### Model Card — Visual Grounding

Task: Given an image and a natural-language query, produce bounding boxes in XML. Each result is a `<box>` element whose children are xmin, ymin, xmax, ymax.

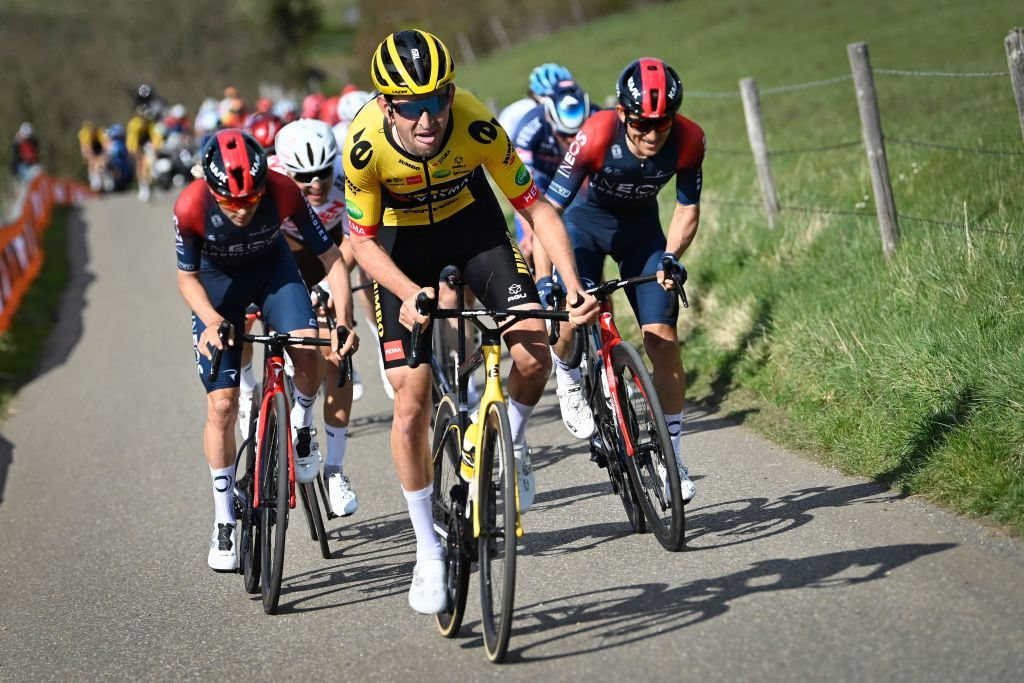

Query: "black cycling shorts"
<box><xmin>373</xmin><ymin>214</ymin><xmax>539</xmax><ymax>369</ymax></box>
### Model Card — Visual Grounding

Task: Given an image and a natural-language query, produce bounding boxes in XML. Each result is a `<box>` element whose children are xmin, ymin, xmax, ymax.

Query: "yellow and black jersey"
<box><xmin>342</xmin><ymin>88</ymin><xmax>540</xmax><ymax>237</ymax></box>
<box><xmin>126</xmin><ymin>115</ymin><xmax>163</xmax><ymax>154</ymax></box>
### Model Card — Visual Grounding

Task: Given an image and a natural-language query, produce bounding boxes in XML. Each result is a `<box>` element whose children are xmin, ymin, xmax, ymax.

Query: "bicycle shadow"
<box><xmin>274</xmin><ymin>511</ymin><xmax>418</xmax><ymax>614</ymax></box>
<box><xmin>486</xmin><ymin>541</ymin><xmax>955</xmax><ymax>663</ymax></box>
<box><xmin>685</xmin><ymin>482</ymin><xmax>903</xmax><ymax>551</ymax></box>
<box><xmin>0</xmin><ymin>433</ymin><xmax>10</xmax><ymax>507</ymax></box>
<box><xmin>347</xmin><ymin>409</ymin><xmax>394</xmax><ymax>440</ymax></box>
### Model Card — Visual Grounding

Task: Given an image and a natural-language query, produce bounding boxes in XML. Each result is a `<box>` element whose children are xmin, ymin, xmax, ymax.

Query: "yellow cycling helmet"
<box><xmin>371</xmin><ymin>29</ymin><xmax>455</xmax><ymax>96</ymax></box>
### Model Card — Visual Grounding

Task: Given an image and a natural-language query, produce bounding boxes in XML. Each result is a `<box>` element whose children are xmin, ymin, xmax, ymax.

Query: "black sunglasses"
<box><xmin>292</xmin><ymin>168</ymin><xmax>333</xmax><ymax>185</ymax></box>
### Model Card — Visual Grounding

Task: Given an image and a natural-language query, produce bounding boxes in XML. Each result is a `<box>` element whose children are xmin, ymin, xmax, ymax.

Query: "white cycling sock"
<box><xmin>403</xmin><ymin>484</ymin><xmax>443</xmax><ymax>562</ymax></box>
<box><xmin>323</xmin><ymin>425</ymin><xmax>348</xmax><ymax>476</ymax></box>
<box><xmin>507</xmin><ymin>397</ymin><xmax>534</xmax><ymax>448</ymax></box>
<box><xmin>239</xmin><ymin>361</ymin><xmax>257</xmax><ymax>395</ymax></box>
<box><xmin>291</xmin><ymin>386</ymin><xmax>316</xmax><ymax>431</ymax></box>
<box><xmin>553</xmin><ymin>349</ymin><xmax>582</xmax><ymax>387</ymax></box>
<box><xmin>210</xmin><ymin>465</ymin><xmax>236</xmax><ymax>525</ymax></box>
<box><xmin>665</xmin><ymin>411</ymin><xmax>685</xmax><ymax>469</ymax></box>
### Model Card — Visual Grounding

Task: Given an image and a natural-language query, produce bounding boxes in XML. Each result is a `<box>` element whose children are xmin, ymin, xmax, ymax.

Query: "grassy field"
<box><xmin>457</xmin><ymin>0</ymin><xmax>1024</xmax><ymax>531</ymax></box>
<box><xmin>0</xmin><ymin>206</ymin><xmax>71</xmax><ymax>417</ymax></box>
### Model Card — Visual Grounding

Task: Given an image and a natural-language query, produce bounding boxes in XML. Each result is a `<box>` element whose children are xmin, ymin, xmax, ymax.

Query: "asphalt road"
<box><xmin>1</xmin><ymin>193</ymin><xmax>1022</xmax><ymax>681</ymax></box>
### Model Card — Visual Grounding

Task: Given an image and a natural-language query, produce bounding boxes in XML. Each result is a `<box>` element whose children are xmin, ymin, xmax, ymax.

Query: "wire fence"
<box><xmin>695</xmin><ymin>35</ymin><xmax>1024</xmax><ymax>250</ymax></box>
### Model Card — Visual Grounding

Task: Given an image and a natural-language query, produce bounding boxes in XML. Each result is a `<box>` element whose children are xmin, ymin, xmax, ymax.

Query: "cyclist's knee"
<box><xmin>642</xmin><ymin>327</ymin><xmax>681</xmax><ymax>362</ymax></box>
<box><xmin>510</xmin><ymin>341</ymin><xmax>551</xmax><ymax>382</ymax></box>
<box><xmin>207</xmin><ymin>393</ymin><xmax>238</xmax><ymax>426</ymax></box>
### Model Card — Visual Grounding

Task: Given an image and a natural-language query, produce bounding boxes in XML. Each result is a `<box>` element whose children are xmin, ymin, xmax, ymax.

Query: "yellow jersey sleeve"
<box><xmin>460</xmin><ymin>93</ymin><xmax>540</xmax><ymax>211</ymax></box>
<box><xmin>342</xmin><ymin>118</ymin><xmax>384</xmax><ymax>238</ymax></box>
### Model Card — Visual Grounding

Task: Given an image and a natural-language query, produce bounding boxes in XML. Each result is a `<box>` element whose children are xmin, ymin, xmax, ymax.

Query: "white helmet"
<box><xmin>274</xmin><ymin>119</ymin><xmax>338</xmax><ymax>174</ymax></box>
<box><xmin>336</xmin><ymin>90</ymin><xmax>373</xmax><ymax>124</ymax></box>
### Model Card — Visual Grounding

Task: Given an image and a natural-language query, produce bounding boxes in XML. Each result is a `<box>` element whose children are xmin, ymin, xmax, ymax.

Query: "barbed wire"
<box><xmin>779</xmin><ymin>204</ymin><xmax>874</xmax><ymax>218</ymax></box>
<box><xmin>897</xmin><ymin>213</ymin><xmax>1022</xmax><ymax>237</ymax></box>
<box><xmin>886</xmin><ymin>138</ymin><xmax>1024</xmax><ymax>157</ymax></box>
<box><xmin>872</xmin><ymin>68</ymin><xmax>1009</xmax><ymax>78</ymax></box>
<box><xmin>761</xmin><ymin>74</ymin><xmax>853</xmax><ymax>94</ymax></box>
<box><xmin>769</xmin><ymin>140</ymin><xmax>863</xmax><ymax>156</ymax></box>
<box><xmin>710</xmin><ymin>147</ymin><xmax>753</xmax><ymax>156</ymax></box>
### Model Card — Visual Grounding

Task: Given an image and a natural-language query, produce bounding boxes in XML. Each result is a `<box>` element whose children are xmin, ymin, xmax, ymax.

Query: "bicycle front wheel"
<box><xmin>260</xmin><ymin>391</ymin><xmax>290</xmax><ymax>613</ymax></box>
<box><xmin>478</xmin><ymin>400</ymin><xmax>517</xmax><ymax>663</ymax></box>
<box><xmin>235</xmin><ymin>422</ymin><xmax>261</xmax><ymax>594</ymax></box>
<box><xmin>431</xmin><ymin>395</ymin><xmax>471</xmax><ymax>638</ymax></box>
<box><xmin>613</xmin><ymin>342</ymin><xmax>685</xmax><ymax>551</ymax></box>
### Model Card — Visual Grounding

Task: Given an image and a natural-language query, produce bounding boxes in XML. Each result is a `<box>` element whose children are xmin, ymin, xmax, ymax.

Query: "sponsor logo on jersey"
<box><xmin>397</xmin><ymin>157</ymin><xmax>419</xmax><ymax>170</ymax></box>
<box><xmin>406</xmin><ymin>174</ymin><xmax>423</xmax><ymax>185</ymax></box>
<box><xmin>611</xmin><ymin>144</ymin><xmax>623</xmax><ymax>159</ymax></box>
<box><xmin>383</xmin><ymin>339</ymin><xmax>405</xmax><ymax>360</ymax></box>
<box><xmin>211</xmin><ymin>214</ymin><xmax>223</xmax><ymax>227</ymax></box>
<box><xmin>347</xmin><ymin>201</ymin><xmax>364</xmax><ymax>220</ymax></box>
<box><xmin>432</xmin><ymin>169</ymin><xmax>451</xmax><ymax>179</ymax></box>
<box><xmin>515</xmin><ymin>164</ymin><xmax>530</xmax><ymax>186</ymax></box>
<box><xmin>547</xmin><ymin>182</ymin><xmax>571</xmax><ymax>199</ymax></box>
<box><xmin>556</xmin><ymin>133</ymin><xmax>587</xmax><ymax>178</ymax></box>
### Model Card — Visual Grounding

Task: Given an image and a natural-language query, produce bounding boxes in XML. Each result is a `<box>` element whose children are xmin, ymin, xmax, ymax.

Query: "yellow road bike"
<box><xmin>407</xmin><ymin>266</ymin><xmax>569</xmax><ymax>664</ymax></box>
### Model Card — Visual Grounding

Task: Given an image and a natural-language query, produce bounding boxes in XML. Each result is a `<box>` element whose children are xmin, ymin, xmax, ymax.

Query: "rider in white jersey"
<box><xmin>265</xmin><ymin>119</ymin><xmax>364</xmax><ymax>516</ymax></box>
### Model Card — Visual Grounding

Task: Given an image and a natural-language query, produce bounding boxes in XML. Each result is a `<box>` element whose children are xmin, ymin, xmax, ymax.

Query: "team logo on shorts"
<box><xmin>507</xmin><ymin>283</ymin><xmax>527</xmax><ymax>303</ymax></box>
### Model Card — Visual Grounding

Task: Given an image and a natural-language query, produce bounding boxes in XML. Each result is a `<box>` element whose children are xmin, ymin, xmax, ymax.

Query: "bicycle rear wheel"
<box><xmin>613</xmin><ymin>342</ymin><xmax>685</xmax><ymax>551</ymax></box>
<box><xmin>260</xmin><ymin>391</ymin><xmax>290</xmax><ymax>613</ymax></box>
<box><xmin>431</xmin><ymin>395</ymin><xmax>471</xmax><ymax>638</ymax></box>
<box><xmin>299</xmin><ymin>480</ymin><xmax>331</xmax><ymax>559</ymax></box>
<box><xmin>478</xmin><ymin>400</ymin><xmax>517</xmax><ymax>663</ymax></box>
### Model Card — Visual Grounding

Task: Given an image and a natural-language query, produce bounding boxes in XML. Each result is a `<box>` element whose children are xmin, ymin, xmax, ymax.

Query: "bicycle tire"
<box><xmin>582</xmin><ymin>335</ymin><xmax>647</xmax><ymax>535</ymax></box>
<box><xmin>236</xmin><ymin>415</ymin><xmax>261</xmax><ymax>594</ymax></box>
<box><xmin>613</xmin><ymin>342</ymin><xmax>685</xmax><ymax>551</ymax></box>
<box><xmin>478</xmin><ymin>400</ymin><xmax>517</xmax><ymax>663</ymax></box>
<box><xmin>260</xmin><ymin>391</ymin><xmax>290</xmax><ymax>613</ymax></box>
<box><xmin>299</xmin><ymin>480</ymin><xmax>331</xmax><ymax>559</ymax></box>
<box><xmin>431</xmin><ymin>395</ymin><xmax>471</xmax><ymax>638</ymax></box>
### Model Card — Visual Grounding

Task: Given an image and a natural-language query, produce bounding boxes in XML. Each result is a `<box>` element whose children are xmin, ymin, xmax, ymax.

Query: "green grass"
<box><xmin>455</xmin><ymin>0</ymin><xmax>1024</xmax><ymax>531</ymax></box>
<box><xmin>0</xmin><ymin>205</ymin><xmax>72</xmax><ymax>417</ymax></box>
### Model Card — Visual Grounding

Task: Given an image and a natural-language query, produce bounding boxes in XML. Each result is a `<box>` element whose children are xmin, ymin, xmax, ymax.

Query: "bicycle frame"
<box><xmin>252</xmin><ymin>344</ymin><xmax>295</xmax><ymax>510</ymax></box>
<box><xmin>591</xmin><ymin>304</ymin><xmax>642</xmax><ymax>458</ymax></box>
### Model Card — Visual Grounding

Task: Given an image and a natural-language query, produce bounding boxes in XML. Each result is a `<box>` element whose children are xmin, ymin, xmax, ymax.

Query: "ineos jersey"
<box><xmin>545</xmin><ymin>110</ymin><xmax>705</xmax><ymax>210</ymax></box>
<box><xmin>269</xmin><ymin>154</ymin><xmax>348</xmax><ymax>240</ymax></box>
<box><xmin>173</xmin><ymin>172</ymin><xmax>333</xmax><ymax>272</ymax></box>
<box><xmin>512</xmin><ymin>104</ymin><xmax>563</xmax><ymax>193</ymax></box>
<box><xmin>342</xmin><ymin>88</ymin><xmax>540</xmax><ymax>237</ymax></box>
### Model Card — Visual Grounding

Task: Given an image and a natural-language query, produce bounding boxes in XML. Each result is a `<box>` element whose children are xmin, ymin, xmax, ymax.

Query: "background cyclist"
<box><xmin>343</xmin><ymin>30</ymin><xmax>597</xmax><ymax>615</ymax></box>
<box><xmin>174</xmin><ymin>129</ymin><xmax>356</xmax><ymax>572</ymax></box>
<box><xmin>512</xmin><ymin>78</ymin><xmax>597</xmax><ymax>440</ymax></box>
<box><xmin>268</xmin><ymin>118</ymin><xmax>363</xmax><ymax>516</ymax></box>
<box><xmin>538</xmin><ymin>58</ymin><xmax>704</xmax><ymax>503</ymax></box>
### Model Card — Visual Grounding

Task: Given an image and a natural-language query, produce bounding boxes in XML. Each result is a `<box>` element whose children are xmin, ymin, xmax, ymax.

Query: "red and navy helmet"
<box><xmin>243</xmin><ymin>112</ymin><xmax>284</xmax><ymax>152</ymax></box>
<box><xmin>201</xmin><ymin>129</ymin><xmax>268</xmax><ymax>199</ymax></box>
<box><xmin>616</xmin><ymin>58</ymin><xmax>683</xmax><ymax>119</ymax></box>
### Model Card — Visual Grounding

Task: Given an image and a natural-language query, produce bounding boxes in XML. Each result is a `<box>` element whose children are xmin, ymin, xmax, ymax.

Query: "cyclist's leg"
<box><xmin>375</xmin><ymin>227</ymin><xmax>447</xmax><ymax>612</ymax></box>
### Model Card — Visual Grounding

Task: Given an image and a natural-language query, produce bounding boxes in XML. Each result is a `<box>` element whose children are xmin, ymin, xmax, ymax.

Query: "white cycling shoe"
<box><xmin>207</xmin><ymin>522</ymin><xmax>238</xmax><ymax>572</ymax></box>
<box><xmin>327</xmin><ymin>473</ymin><xmax>359</xmax><ymax>516</ymax></box>
<box><xmin>660</xmin><ymin>462</ymin><xmax>697</xmax><ymax>504</ymax></box>
<box><xmin>408</xmin><ymin>558</ymin><xmax>447</xmax><ymax>614</ymax></box>
<box><xmin>514</xmin><ymin>442</ymin><xmax>536</xmax><ymax>514</ymax></box>
<box><xmin>292</xmin><ymin>426</ymin><xmax>321</xmax><ymax>484</ymax></box>
<box><xmin>556</xmin><ymin>381</ymin><xmax>595</xmax><ymax>439</ymax></box>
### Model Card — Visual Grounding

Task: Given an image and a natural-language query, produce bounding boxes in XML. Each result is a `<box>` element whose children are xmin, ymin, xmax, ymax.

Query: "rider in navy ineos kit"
<box><xmin>174</xmin><ymin>128</ymin><xmax>356</xmax><ymax>572</ymax></box>
<box><xmin>536</xmin><ymin>58</ymin><xmax>704</xmax><ymax>503</ymax></box>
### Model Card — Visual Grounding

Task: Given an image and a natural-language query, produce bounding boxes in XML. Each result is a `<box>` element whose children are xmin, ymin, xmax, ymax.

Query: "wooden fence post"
<box><xmin>490</xmin><ymin>17</ymin><xmax>512</xmax><ymax>50</ymax></box>
<box><xmin>456</xmin><ymin>32</ymin><xmax>477</xmax><ymax>64</ymax></box>
<box><xmin>848</xmin><ymin>42</ymin><xmax>900</xmax><ymax>259</ymax></box>
<box><xmin>570</xmin><ymin>0</ymin><xmax>586</xmax><ymax>24</ymax></box>
<box><xmin>739</xmin><ymin>77</ymin><xmax>780</xmax><ymax>228</ymax></box>
<box><xmin>1005</xmin><ymin>28</ymin><xmax>1024</xmax><ymax>145</ymax></box>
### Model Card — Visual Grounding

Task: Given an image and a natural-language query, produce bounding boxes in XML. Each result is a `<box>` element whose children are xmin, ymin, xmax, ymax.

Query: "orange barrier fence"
<box><xmin>0</xmin><ymin>174</ymin><xmax>92</xmax><ymax>333</ymax></box>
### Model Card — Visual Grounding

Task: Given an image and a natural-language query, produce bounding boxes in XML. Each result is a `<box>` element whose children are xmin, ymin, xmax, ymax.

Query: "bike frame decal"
<box><xmin>599</xmin><ymin>308</ymin><xmax>636</xmax><ymax>457</ymax></box>
<box><xmin>253</xmin><ymin>356</ymin><xmax>296</xmax><ymax>509</ymax></box>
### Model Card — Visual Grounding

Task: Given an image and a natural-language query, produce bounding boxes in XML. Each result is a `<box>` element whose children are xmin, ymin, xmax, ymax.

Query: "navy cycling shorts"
<box><xmin>190</xmin><ymin>239</ymin><xmax>317</xmax><ymax>393</ymax></box>
<box><xmin>560</xmin><ymin>202</ymin><xmax>677</xmax><ymax>327</ymax></box>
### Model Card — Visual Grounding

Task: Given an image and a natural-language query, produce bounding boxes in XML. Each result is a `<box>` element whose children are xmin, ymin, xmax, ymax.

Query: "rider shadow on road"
<box><xmin>502</xmin><ymin>541</ymin><xmax>955</xmax><ymax>663</ymax></box>
<box><xmin>0</xmin><ymin>433</ymin><xmax>11</xmax><ymax>507</ymax></box>
<box><xmin>685</xmin><ymin>482</ymin><xmax>903</xmax><ymax>551</ymax></box>
<box><xmin>273</xmin><ymin>511</ymin><xmax>419</xmax><ymax>614</ymax></box>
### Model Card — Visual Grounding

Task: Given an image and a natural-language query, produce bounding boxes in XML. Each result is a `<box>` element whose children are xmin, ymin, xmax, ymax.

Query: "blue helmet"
<box><xmin>529</xmin><ymin>63</ymin><xmax>573</xmax><ymax>97</ymax></box>
<box><xmin>542</xmin><ymin>80</ymin><xmax>590</xmax><ymax>135</ymax></box>
<box><xmin>106</xmin><ymin>124</ymin><xmax>126</xmax><ymax>139</ymax></box>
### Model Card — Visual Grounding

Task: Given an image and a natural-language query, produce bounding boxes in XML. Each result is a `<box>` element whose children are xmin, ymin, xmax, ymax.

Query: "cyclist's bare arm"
<box><xmin>177</xmin><ymin>269</ymin><xmax>229</xmax><ymax>357</ymax></box>
<box><xmin>660</xmin><ymin>203</ymin><xmax>700</xmax><ymax>290</ymax></box>
<box><xmin>516</xmin><ymin>199</ymin><xmax>597</xmax><ymax>323</ymax></box>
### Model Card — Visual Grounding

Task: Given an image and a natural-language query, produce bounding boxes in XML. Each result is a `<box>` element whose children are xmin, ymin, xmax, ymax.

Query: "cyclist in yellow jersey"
<box><xmin>127</xmin><ymin>100</ymin><xmax>164</xmax><ymax>201</ymax></box>
<box><xmin>77</xmin><ymin>120</ymin><xmax>106</xmax><ymax>192</ymax></box>
<box><xmin>344</xmin><ymin>29</ymin><xmax>598</xmax><ymax>615</ymax></box>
